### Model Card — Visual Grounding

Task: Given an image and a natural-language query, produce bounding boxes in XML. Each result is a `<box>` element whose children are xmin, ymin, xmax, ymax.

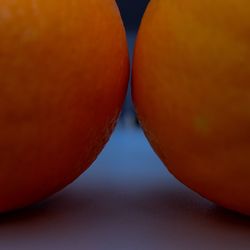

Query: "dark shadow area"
<box><xmin>0</xmin><ymin>171</ymin><xmax>250</xmax><ymax>249</ymax></box>
<box><xmin>0</xmin><ymin>199</ymin><xmax>55</xmax><ymax>224</ymax></box>
<box><xmin>0</xmin><ymin>183</ymin><xmax>140</xmax><ymax>250</ymax></box>
<box><xmin>0</xmin><ymin>188</ymin><xmax>101</xmax><ymax>229</ymax></box>
<box><xmin>130</xmin><ymin>185</ymin><xmax>250</xmax><ymax>249</ymax></box>
<box><xmin>134</xmin><ymin>184</ymin><xmax>250</xmax><ymax>224</ymax></box>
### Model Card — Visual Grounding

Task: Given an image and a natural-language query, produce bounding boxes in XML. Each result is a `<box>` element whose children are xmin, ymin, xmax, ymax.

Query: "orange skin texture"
<box><xmin>133</xmin><ymin>0</ymin><xmax>250</xmax><ymax>215</ymax></box>
<box><xmin>0</xmin><ymin>0</ymin><xmax>129</xmax><ymax>212</ymax></box>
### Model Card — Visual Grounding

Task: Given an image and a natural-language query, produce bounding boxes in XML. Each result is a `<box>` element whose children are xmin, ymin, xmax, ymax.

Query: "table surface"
<box><xmin>0</xmin><ymin>128</ymin><xmax>250</xmax><ymax>250</ymax></box>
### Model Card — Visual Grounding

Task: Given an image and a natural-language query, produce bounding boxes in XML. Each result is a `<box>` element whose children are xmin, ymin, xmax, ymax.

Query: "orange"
<box><xmin>0</xmin><ymin>0</ymin><xmax>129</xmax><ymax>212</ymax></box>
<box><xmin>133</xmin><ymin>0</ymin><xmax>250</xmax><ymax>215</ymax></box>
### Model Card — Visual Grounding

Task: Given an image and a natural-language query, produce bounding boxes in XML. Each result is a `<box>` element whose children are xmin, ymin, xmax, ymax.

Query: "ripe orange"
<box><xmin>133</xmin><ymin>0</ymin><xmax>250</xmax><ymax>215</ymax></box>
<box><xmin>0</xmin><ymin>0</ymin><xmax>129</xmax><ymax>212</ymax></box>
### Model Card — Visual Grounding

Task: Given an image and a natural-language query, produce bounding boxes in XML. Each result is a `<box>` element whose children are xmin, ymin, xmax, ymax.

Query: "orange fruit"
<box><xmin>133</xmin><ymin>0</ymin><xmax>250</xmax><ymax>215</ymax></box>
<box><xmin>0</xmin><ymin>0</ymin><xmax>129</xmax><ymax>212</ymax></box>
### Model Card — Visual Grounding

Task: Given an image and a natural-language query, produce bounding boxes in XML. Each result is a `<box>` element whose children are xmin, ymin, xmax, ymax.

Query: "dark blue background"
<box><xmin>116</xmin><ymin>0</ymin><xmax>150</xmax><ymax>31</ymax></box>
